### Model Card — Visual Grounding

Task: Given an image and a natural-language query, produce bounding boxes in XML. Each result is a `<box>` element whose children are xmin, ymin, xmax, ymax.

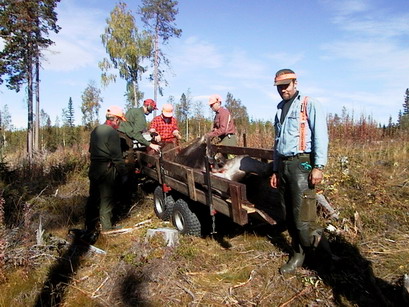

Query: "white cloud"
<box><xmin>41</xmin><ymin>1</ymin><xmax>108</xmax><ymax>72</ymax></box>
<box><xmin>172</xmin><ymin>36</ymin><xmax>224</xmax><ymax>70</ymax></box>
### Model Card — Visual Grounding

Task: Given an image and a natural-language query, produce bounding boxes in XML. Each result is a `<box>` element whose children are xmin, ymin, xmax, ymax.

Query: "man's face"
<box><xmin>277</xmin><ymin>80</ymin><xmax>297</xmax><ymax>101</ymax></box>
<box><xmin>210</xmin><ymin>102</ymin><xmax>220</xmax><ymax>111</ymax></box>
<box><xmin>144</xmin><ymin>106</ymin><xmax>153</xmax><ymax>115</ymax></box>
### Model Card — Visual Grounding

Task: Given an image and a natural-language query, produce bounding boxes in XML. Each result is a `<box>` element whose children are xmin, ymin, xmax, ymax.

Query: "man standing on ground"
<box><xmin>206</xmin><ymin>94</ymin><xmax>237</xmax><ymax>147</ymax></box>
<box><xmin>270</xmin><ymin>69</ymin><xmax>335</xmax><ymax>274</ymax></box>
<box><xmin>84</xmin><ymin>106</ymin><xmax>128</xmax><ymax>243</ymax></box>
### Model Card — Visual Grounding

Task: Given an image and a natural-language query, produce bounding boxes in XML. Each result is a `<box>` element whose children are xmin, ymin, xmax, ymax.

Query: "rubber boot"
<box><xmin>280</xmin><ymin>245</ymin><xmax>305</xmax><ymax>275</ymax></box>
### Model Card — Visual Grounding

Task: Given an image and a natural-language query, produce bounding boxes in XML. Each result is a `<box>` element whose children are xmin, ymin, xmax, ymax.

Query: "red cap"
<box><xmin>143</xmin><ymin>99</ymin><xmax>158</xmax><ymax>110</ymax></box>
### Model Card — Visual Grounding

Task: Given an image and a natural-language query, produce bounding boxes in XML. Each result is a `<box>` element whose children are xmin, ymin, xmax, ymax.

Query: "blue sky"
<box><xmin>1</xmin><ymin>0</ymin><xmax>409</xmax><ymax>129</ymax></box>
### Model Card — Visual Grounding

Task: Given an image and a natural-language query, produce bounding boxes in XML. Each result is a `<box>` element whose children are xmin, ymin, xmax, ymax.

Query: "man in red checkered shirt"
<box><xmin>149</xmin><ymin>103</ymin><xmax>182</xmax><ymax>159</ymax></box>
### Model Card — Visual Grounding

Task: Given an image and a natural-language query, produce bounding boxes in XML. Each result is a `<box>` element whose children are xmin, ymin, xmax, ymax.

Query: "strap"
<box><xmin>299</xmin><ymin>96</ymin><xmax>308</xmax><ymax>151</ymax></box>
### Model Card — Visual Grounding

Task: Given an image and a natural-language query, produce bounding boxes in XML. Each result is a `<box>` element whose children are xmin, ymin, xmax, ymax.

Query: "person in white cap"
<box><xmin>206</xmin><ymin>94</ymin><xmax>237</xmax><ymax>147</ymax></box>
<box><xmin>83</xmin><ymin>105</ymin><xmax>128</xmax><ymax>243</ymax></box>
<box><xmin>149</xmin><ymin>103</ymin><xmax>182</xmax><ymax>159</ymax></box>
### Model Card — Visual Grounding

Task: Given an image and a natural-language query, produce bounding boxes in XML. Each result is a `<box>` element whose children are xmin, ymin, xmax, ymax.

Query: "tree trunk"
<box><xmin>153</xmin><ymin>28</ymin><xmax>159</xmax><ymax>117</ymax></box>
<box><xmin>27</xmin><ymin>55</ymin><xmax>34</xmax><ymax>164</ymax></box>
<box><xmin>133</xmin><ymin>80</ymin><xmax>138</xmax><ymax>107</ymax></box>
<box><xmin>34</xmin><ymin>53</ymin><xmax>40</xmax><ymax>152</ymax></box>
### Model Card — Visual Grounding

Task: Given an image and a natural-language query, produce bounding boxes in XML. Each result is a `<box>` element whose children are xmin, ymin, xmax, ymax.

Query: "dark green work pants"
<box><xmin>85</xmin><ymin>162</ymin><xmax>117</xmax><ymax>231</ymax></box>
<box><xmin>278</xmin><ymin>154</ymin><xmax>322</xmax><ymax>251</ymax></box>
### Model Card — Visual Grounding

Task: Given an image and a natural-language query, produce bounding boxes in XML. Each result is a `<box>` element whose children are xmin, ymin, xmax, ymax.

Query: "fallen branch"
<box><xmin>228</xmin><ymin>270</ymin><xmax>256</xmax><ymax>295</ymax></box>
<box><xmin>176</xmin><ymin>282</ymin><xmax>196</xmax><ymax>301</ymax></box>
<box><xmin>101</xmin><ymin>219</ymin><xmax>152</xmax><ymax>235</ymax></box>
<box><xmin>278</xmin><ymin>286</ymin><xmax>311</xmax><ymax>307</ymax></box>
<box><xmin>91</xmin><ymin>274</ymin><xmax>110</xmax><ymax>298</ymax></box>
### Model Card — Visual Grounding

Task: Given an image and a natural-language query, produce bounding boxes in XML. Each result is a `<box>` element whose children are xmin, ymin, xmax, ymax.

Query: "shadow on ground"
<box><xmin>305</xmin><ymin>234</ymin><xmax>409</xmax><ymax>307</ymax></box>
<box><xmin>34</xmin><ymin>234</ymin><xmax>90</xmax><ymax>307</ymax></box>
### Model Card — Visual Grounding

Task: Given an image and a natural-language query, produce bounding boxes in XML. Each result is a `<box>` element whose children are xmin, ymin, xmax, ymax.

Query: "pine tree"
<box><xmin>139</xmin><ymin>0</ymin><xmax>182</xmax><ymax>111</ymax></box>
<box><xmin>0</xmin><ymin>0</ymin><xmax>61</xmax><ymax>160</ymax></box>
<box><xmin>67</xmin><ymin>97</ymin><xmax>75</xmax><ymax>128</ymax></box>
<box><xmin>399</xmin><ymin>88</ymin><xmax>409</xmax><ymax>129</ymax></box>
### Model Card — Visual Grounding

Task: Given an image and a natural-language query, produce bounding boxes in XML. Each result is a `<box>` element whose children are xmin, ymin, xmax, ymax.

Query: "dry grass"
<box><xmin>0</xmin><ymin>136</ymin><xmax>409</xmax><ymax>306</ymax></box>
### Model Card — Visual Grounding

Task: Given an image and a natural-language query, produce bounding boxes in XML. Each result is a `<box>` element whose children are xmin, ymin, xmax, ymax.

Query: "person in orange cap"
<box><xmin>270</xmin><ymin>68</ymin><xmax>337</xmax><ymax>275</ymax></box>
<box><xmin>82</xmin><ymin>105</ymin><xmax>128</xmax><ymax>243</ymax></box>
<box><xmin>206</xmin><ymin>94</ymin><xmax>237</xmax><ymax>147</ymax></box>
<box><xmin>149</xmin><ymin>103</ymin><xmax>182</xmax><ymax>159</ymax></box>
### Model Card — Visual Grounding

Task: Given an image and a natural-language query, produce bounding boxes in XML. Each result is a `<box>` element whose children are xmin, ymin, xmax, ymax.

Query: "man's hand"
<box><xmin>149</xmin><ymin>143</ymin><xmax>161</xmax><ymax>152</ymax></box>
<box><xmin>270</xmin><ymin>173</ymin><xmax>279</xmax><ymax>188</ymax></box>
<box><xmin>154</xmin><ymin>134</ymin><xmax>161</xmax><ymax>142</ymax></box>
<box><xmin>309</xmin><ymin>168</ymin><xmax>324</xmax><ymax>185</ymax></box>
<box><xmin>173</xmin><ymin>130</ymin><xmax>182</xmax><ymax>140</ymax></box>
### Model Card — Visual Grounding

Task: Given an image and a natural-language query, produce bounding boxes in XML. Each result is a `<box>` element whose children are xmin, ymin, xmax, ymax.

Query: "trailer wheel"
<box><xmin>172</xmin><ymin>199</ymin><xmax>201</xmax><ymax>236</ymax></box>
<box><xmin>153</xmin><ymin>186</ymin><xmax>175</xmax><ymax>221</ymax></box>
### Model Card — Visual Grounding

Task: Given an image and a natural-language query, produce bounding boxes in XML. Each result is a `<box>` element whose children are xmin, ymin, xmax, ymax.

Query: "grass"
<box><xmin>0</xmin><ymin>135</ymin><xmax>409</xmax><ymax>306</ymax></box>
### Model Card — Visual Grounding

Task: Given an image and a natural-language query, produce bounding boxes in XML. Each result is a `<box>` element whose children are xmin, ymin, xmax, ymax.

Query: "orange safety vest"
<box><xmin>299</xmin><ymin>96</ymin><xmax>309</xmax><ymax>152</ymax></box>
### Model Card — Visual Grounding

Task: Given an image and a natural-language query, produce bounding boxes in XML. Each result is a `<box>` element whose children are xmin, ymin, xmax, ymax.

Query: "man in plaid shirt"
<box><xmin>149</xmin><ymin>103</ymin><xmax>182</xmax><ymax>159</ymax></box>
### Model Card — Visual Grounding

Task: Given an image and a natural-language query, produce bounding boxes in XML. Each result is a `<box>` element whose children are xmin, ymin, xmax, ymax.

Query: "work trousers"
<box><xmin>219</xmin><ymin>134</ymin><xmax>237</xmax><ymax>147</ymax></box>
<box><xmin>85</xmin><ymin>162</ymin><xmax>117</xmax><ymax>231</ymax></box>
<box><xmin>278</xmin><ymin>154</ymin><xmax>322</xmax><ymax>251</ymax></box>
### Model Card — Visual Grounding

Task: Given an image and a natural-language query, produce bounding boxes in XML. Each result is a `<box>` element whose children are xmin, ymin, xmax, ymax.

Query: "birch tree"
<box><xmin>99</xmin><ymin>2</ymin><xmax>152</xmax><ymax>108</ymax></box>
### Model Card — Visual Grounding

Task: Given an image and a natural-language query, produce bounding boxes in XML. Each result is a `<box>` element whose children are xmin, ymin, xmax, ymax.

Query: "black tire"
<box><xmin>171</xmin><ymin>199</ymin><xmax>201</xmax><ymax>236</ymax></box>
<box><xmin>153</xmin><ymin>186</ymin><xmax>175</xmax><ymax>221</ymax></box>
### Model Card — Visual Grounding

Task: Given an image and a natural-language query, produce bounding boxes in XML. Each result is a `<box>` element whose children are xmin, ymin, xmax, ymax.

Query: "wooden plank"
<box><xmin>164</xmin><ymin>176</ymin><xmax>231</xmax><ymax>216</ymax></box>
<box><xmin>212</xmin><ymin>145</ymin><xmax>273</xmax><ymax>160</ymax></box>
<box><xmin>186</xmin><ymin>169</ymin><xmax>197</xmax><ymax>201</ymax></box>
<box><xmin>229</xmin><ymin>183</ymin><xmax>248</xmax><ymax>225</ymax></box>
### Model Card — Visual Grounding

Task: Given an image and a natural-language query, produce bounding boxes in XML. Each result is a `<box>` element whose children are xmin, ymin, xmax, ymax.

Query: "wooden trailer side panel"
<box><xmin>138</xmin><ymin>152</ymin><xmax>250</xmax><ymax>225</ymax></box>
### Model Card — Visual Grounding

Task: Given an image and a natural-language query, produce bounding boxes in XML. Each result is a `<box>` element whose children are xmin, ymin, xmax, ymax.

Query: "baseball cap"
<box><xmin>106</xmin><ymin>105</ymin><xmax>126</xmax><ymax>121</ymax></box>
<box><xmin>143</xmin><ymin>99</ymin><xmax>158</xmax><ymax>110</ymax></box>
<box><xmin>162</xmin><ymin>103</ymin><xmax>174</xmax><ymax>117</ymax></box>
<box><xmin>274</xmin><ymin>69</ymin><xmax>297</xmax><ymax>86</ymax></box>
<box><xmin>208</xmin><ymin>94</ymin><xmax>222</xmax><ymax>105</ymax></box>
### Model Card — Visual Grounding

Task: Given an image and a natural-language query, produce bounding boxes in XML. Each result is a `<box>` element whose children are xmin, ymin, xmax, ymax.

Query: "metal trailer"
<box><xmin>135</xmin><ymin>144</ymin><xmax>279</xmax><ymax>236</ymax></box>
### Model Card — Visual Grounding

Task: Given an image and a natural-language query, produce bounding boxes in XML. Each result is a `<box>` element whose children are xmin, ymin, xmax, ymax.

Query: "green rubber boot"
<box><xmin>280</xmin><ymin>246</ymin><xmax>305</xmax><ymax>275</ymax></box>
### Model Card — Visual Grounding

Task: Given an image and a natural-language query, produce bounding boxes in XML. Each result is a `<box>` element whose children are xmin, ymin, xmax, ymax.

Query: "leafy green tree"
<box><xmin>0</xmin><ymin>0</ymin><xmax>61</xmax><ymax>159</ymax></box>
<box><xmin>225</xmin><ymin>92</ymin><xmax>249</xmax><ymax>136</ymax></box>
<box><xmin>100</xmin><ymin>2</ymin><xmax>152</xmax><ymax>108</ymax></box>
<box><xmin>81</xmin><ymin>81</ymin><xmax>102</xmax><ymax>130</ymax></box>
<box><xmin>139</xmin><ymin>0</ymin><xmax>182</xmax><ymax>107</ymax></box>
<box><xmin>0</xmin><ymin>104</ymin><xmax>12</xmax><ymax>138</ymax></box>
<box><xmin>191</xmin><ymin>100</ymin><xmax>207</xmax><ymax>138</ymax></box>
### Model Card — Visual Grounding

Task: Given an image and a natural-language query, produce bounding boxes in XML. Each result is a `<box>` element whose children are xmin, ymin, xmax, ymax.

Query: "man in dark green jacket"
<box><xmin>84</xmin><ymin>105</ymin><xmax>128</xmax><ymax>242</ymax></box>
<box><xmin>118</xmin><ymin>98</ymin><xmax>161</xmax><ymax>154</ymax></box>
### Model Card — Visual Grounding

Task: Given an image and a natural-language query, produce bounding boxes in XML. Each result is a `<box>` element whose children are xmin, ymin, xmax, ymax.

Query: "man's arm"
<box><xmin>108</xmin><ymin>130</ymin><xmax>127</xmax><ymax>176</ymax></box>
